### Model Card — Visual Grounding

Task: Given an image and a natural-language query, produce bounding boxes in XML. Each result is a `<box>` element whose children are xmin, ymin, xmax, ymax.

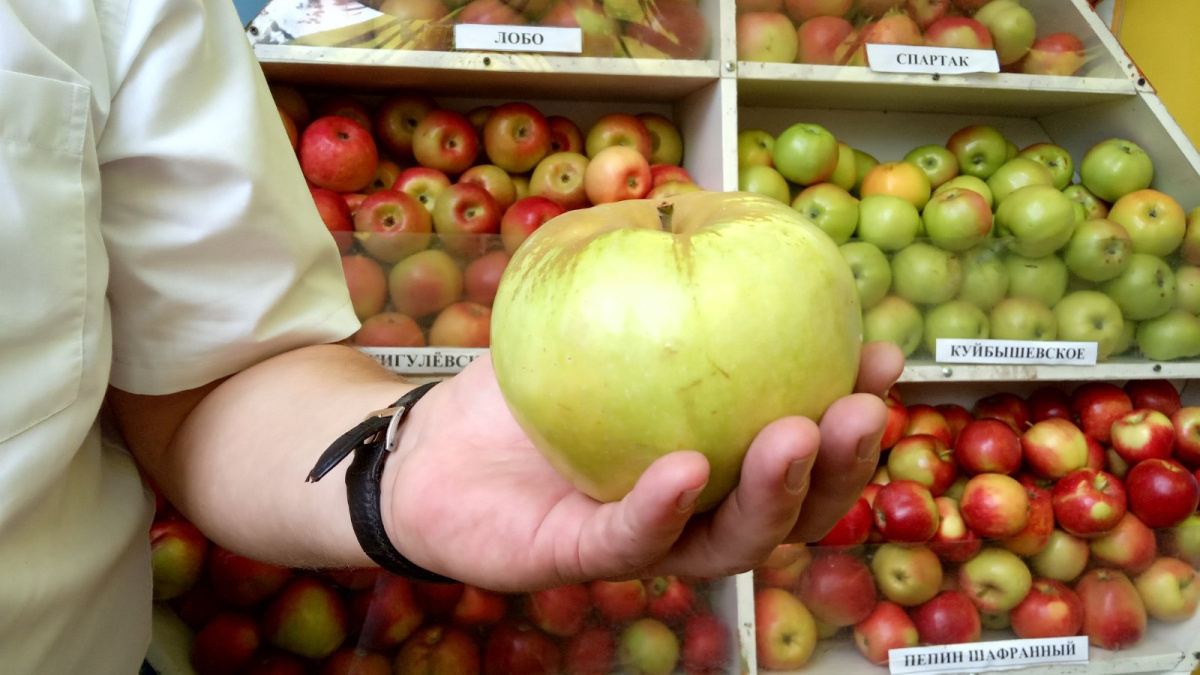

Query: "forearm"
<box><xmin>112</xmin><ymin>344</ymin><xmax>416</xmax><ymax>568</ymax></box>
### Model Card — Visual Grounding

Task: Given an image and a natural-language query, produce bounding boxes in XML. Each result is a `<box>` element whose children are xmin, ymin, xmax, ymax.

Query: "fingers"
<box><xmin>570</xmin><ymin>450</ymin><xmax>711</xmax><ymax>581</ymax></box>
<box><xmin>856</xmin><ymin>340</ymin><xmax>905</xmax><ymax>397</ymax></box>
<box><xmin>788</xmin><ymin>392</ymin><xmax>889</xmax><ymax>542</ymax></box>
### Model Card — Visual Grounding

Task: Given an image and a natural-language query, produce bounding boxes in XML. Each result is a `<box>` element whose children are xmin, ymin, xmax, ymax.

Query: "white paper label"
<box><xmin>889</xmin><ymin>636</ymin><xmax>1088</xmax><ymax>674</ymax></box>
<box><xmin>866</xmin><ymin>44</ymin><xmax>1000</xmax><ymax>74</ymax></box>
<box><xmin>358</xmin><ymin>347</ymin><xmax>485</xmax><ymax>374</ymax></box>
<box><xmin>454</xmin><ymin>24</ymin><xmax>582</xmax><ymax>53</ymax></box>
<box><xmin>935</xmin><ymin>339</ymin><xmax>1099</xmax><ymax>366</ymax></box>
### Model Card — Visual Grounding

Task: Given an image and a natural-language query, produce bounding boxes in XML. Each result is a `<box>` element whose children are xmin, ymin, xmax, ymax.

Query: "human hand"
<box><xmin>383</xmin><ymin>341</ymin><xmax>904</xmax><ymax>591</ymax></box>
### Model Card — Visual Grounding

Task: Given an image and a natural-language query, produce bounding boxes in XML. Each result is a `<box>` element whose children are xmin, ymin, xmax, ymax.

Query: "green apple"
<box><xmin>994</xmin><ymin>184</ymin><xmax>1076</xmax><ymax>258</ymax></box>
<box><xmin>974</xmin><ymin>0</ymin><xmax>1036</xmax><ymax>65</ymax></box>
<box><xmin>1182</xmin><ymin>206</ymin><xmax>1200</xmax><ymax>265</ymax></box>
<box><xmin>491</xmin><ymin>191</ymin><xmax>863</xmax><ymax>511</ymax></box>
<box><xmin>1080</xmin><ymin>138</ymin><xmax>1154</xmax><ymax>203</ymax></box>
<box><xmin>1062</xmin><ymin>218</ymin><xmax>1133</xmax><ymax>282</ymax></box>
<box><xmin>792</xmin><ymin>183</ymin><xmax>859</xmax><ymax>244</ymax></box>
<box><xmin>946</xmin><ymin>125</ymin><xmax>1008</xmax><ymax>180</ymax></box>
<box><xmin>864</xmin><ymin>295</ymin><xmax>924</xmax><ymax>357</ymax></box>
<box><xmin>1100</xmin><ymin>253</ymin><xmax>1177</xmax><ymax>321</ymax></box>
<box><xmin>924</xmin><ymin>300</ymin><xmax>989</xmax><ymax>355</ymax></box>
<box><xmin>957</xmin><ymin>244</ymin><xmax>1010</xmax><ymax>311</ymax></box>
<box><xmin>1053</xmin><ymin>290</ymin><xmax>1126</xmax><ymax>359</ymax></box>
<box><xmin>1005</xmin><ymin>253</ymin><xmax>1068</xmax><ymax>307</ymax></box>
<box><xmin>738</xmin><ymin>129</ymin><xmax>775</xmax><ymax>169</ymax></box>
<box><xmin>1063</xmin><ymin>184</ymin><xmax>1110</xmax><ymax>220</ymax></box>
<box><xmin>852</xmin><ymin>149</ymin><xmax>880</xmax><ymax>197</ymax></box>
<box><xmin>1136</xmin><ymin>309</ymin><xmax>1200</xmax><ymax>360</ymax></box>
<box><xmin>892</xmin><ymin>242</ymin><xmax>963</xmax><ymax>305</ymax></box>
<box><xmin>773</xmin><ymin>123</ymin><xmax>839</xmax><ymax>186</ymax></box>
<box><xmin>1019</xmin><ymin>143</ymin><xmax>1075</xmax><ymax>191</ymax></box>
<box><xmin>935</xmin><ymin>175</ymin><xmax>994</xmax><ymax>209</ymax></box>
<box><xmin>1107</xmin><ymin>188</ymin><xmax>1186</xmax><ymax>257</ymax></box>
<box><xmin>829</xmin><ymin>142</ymin><xmax>858</xmax><ymax>191</ymax></box>
<box><xmin>857</xmin><ymin>194</ymin><xmax>921</xmax><ymax>251</ymax></box>
<box><xmin>904</xmin><ymin>144</ymin><xmax>960</xmax><ymax>189</ymax></box>
<box><xmin>739</xmin><ymin>165</ymin><xmax>791</xmax><ymax>204</ymax></box>
<box><xmin>990</xmin><ymin>297</ymin><xmax>1057</xmax><ymax>341</ymax></box>
<box><xmin>923</xmin><ymin>187</ymin><xmax>994</xmax><ymax>251</ymax></box>
<box><xmin>1175</xmin><ymin>265</ymin><xmax>1200</xmax><ymax>314</ymax></box>
<box><xmin>840</xmin><ymin>241</ymin><xmax>892</xmax><ymax>310</ymax></box>
<box><xmin>987</xmin><ymin>157</ymin><xmax>1055</xmax><ymax>205</ymax></box>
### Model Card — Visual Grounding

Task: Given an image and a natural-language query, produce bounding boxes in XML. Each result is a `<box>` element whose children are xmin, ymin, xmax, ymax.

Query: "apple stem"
<box><xmin>657</xmin><ymin>203</ymin><xmax>673</xmax><ymax>232</ymax></box>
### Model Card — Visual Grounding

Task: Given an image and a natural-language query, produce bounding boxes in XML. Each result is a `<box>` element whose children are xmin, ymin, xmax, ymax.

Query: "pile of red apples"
<box><xmin>739</xmin><ymin>118</ymin><xmax>1200</xmax><ymax>363</ymax></box>
<box><xmin>272</xmin><ymin>86</ymin><xmax>696</xmax><ymax>351</ymax></box>
<box><xmin>151</xmin><ymin>489</ymin><xmax>731</xmax><ymax>674</ymax></box>
<box><xmin>753</xmin><ymin>379</ymin><xmax>1200</xmax><ymax>670</ymax></box>
<box><xmin>736</xmin><ymin>0</ymin><xmax>1087</xmax><ymax>76</ymax></box>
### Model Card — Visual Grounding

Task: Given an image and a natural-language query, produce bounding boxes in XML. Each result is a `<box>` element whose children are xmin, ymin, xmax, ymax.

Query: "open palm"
<box><xmin>386</xmin><ymin>342</ymin><xmax>903</xmax><ymax>591</ymax></box>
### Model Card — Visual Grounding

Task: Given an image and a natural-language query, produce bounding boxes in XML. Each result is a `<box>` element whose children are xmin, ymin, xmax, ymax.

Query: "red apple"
<box><xmin>524</xmin><ymin>584</ymin><xmax>591</xmax><ymax>637</ymax></box>
<box><xmin>1076</xmin><ymin>569</ymin><xmax>1147</xmax><ymax>650</ymax></box>
<box><xmin>1111</xmin><ymin>408</ymin><xmax>1176</xmax><ymax>464</ymax></box>
<box><xmin>352</xmin><ymin>574</ymin><xmax>424</xmax><ymax>651</ymax></box>
<box><xmin>815</xmin><ymin>496</ymin><xmax>873</xmax><ymax>547</ymax></box>
<box><xmin>483</xmin><ymin>620</ymin><xmax>562</xmax><ymax>675</ymax></box>
<box><xmin>414</xmin><ymin>582</ymin><xmax>466</xmax><ymax>618</ymax></box>
<box><xmin>1090</xmin><ymin>511</ymin><xmax>1157</xmax><ymax>574</ymax></box>
<box><xmin>681</xmin><ymin>613</ymin><xmax>731</xmax><ymax>675</ymax></box>
<box><xmin>261</xmin><ymin>576</ymin><xmax>348</xmax><ymax>660</ymax></box>
<box><xmin>906</xmin><ymin>0</ymin><xmax>950</xmax><ymax>29</ymax></box>
<box><xmin>1071</xmin><ymin>381</ymin><xmax>1134</xmax><ymax>444</ymax></box>
<box><xmin>1002</xmin><ymin>484</ymin><xmax>1054</xmax><ymax>557</ymax></box>
<box><xmin>547</xmin><ymin>115</ymin><xmax>584</xmax><ymax>154</ymax></box>
<box><xmin>873</xmin><ymin>479</ymin><xmax>940</xmax><ymax>543</ymax></box>
<box><xmin>797</xmin><ymin>552</ymin><xmax>878</xmax><ymax>626</ymax></box>
<box><xmin>903</xmin><ymin>404</ymin><xmax>952</xmax><ymax>445</ymax></box>
<box><xmin>299</xmin><ymin>116</ymin><xmax>379</xmax><ymax>193</ymax></box>
<box><xmin>529</xmin><ymin>152</ymin><xmax>590</xmax><ymax>212</ymax></box>
<box><xmin>754</xmin><ymin>588</ymin><xmax>817</xmax><ymax>670</ymax></box>
<box><xmin>1022</xmin><ymin>32</ymin><xmax>1086</xmax><ymax>77</ymax></box>
<box><xmin>1028</xmin><ymin>385</ymin><xmax>1072</xmax><ymax>423</ymax></box>
<box><xmin>150</xmin><ymin>520</ymin><xmax>209</xmax><ymax>601</ymax></box>
<box><xmin>1010</xmin><ymin>579</ymin><xmax>1083</xmax><ymax>640</ymax></box>
<box><xmin>353</xmin><ymin>312</ymin><xmax>426</xmax><ymax>348</ymax></box>
<box><xmin>374</xmin><ymin>93</ymin><xmax>437</xmax><ymax>159</ymax></box>
<box><xmin>326</xmin><ymin>568</ymin><xmax>380</xmax><ymax>591</ymax></box>
<box><xmin>460</xmin><ymin>164</ymin><xmax>518</xmax><ymax>213</ymax></box>
<box><xmin>484</xmin><ymin>102</ymin><xmax>552</xmax><ymax>174</ymax></box>
<box><xmin>1051</xmin><ymin>468</ymin><xmax>1128</xmax><ymax>537</ymax></box>
<box><xmin>190</xmin><ymin>612</ymin><xmax>260</xmax><ymax>675</ymax></box>
<box><xmin>310</xmin><ymin>187</ymin><xmax>354</xmax><ymax>253</ymax></box>
<box><xmin>459</xmin><ymin>0</ymin><xmax>526</xmax><ymax>25</ymax></box>
<box><xmin>955</xmin><ymin>419</ymin><xmax>1023</xmax><ymax>475</ymax></box>
<box><xmin>1134</xmin><ymin>557</ymin><xmax>1200</xmax><ymax>621</ymax></box>
<box><xmin>623</xmin><ymin>0</ymin><xmax>710</xmax><ymax>61</ymax></box>
<box><xmin>972</xmin><ymin>391</ymin><xmax>1030</xmax><ymax>432</ymax></box>
<box><xmin>935</xmin><ymin>403</ymin><xmax>973</xmax><ymax>445</ymax></box>
<box><xmin>930</xmin><ymin>496</ymin><xmax>982</xmax><ymax>563</ymax></box>
<box><xmin>412</xmin><ymin>109</ymin><xmax>479</xmax><ymax>176</ymax></box>
<box><xmin>354</xmin><ymin>189</ymin><xmax>433</xmax><ymax>263</ymax></box>
<box><xmin>1171</xmin><ymin>406</ymin><xmax>1200</xmax><ymax>468</ymax></box>
<box><xmin>271</xmin><ymin>84</ymin><xmax>311</xmax><ymax>128</ymax></box>
<box><xmin>432</xmin><ymin>182</ymin><xmax>501</xmax><ymax>257</ymax></box>
<box><xmin>583</xmin><ymin>145</ymin><xmax>652</xmax><ymax>205</ymax></box>
<box><xmin>170</xmin><ymin>582</ymin><xmax>222</xmax><ymax>630</ymax></box>
<box><xmin>1125</xmin><ymin>379</ymin><xmax>1182</xmax><ymax>416</ymax></box>
<box><xmin>539</xmin><ymin>0</ymin><xmax>620</xmax><ymax>57</ymax></box>
<box><xmin>923</xmin><ymin>16</ymin><xmax>992</xmax><ymax>49</ymax></box>
<box><xmin>590</xmin><ymin>579</ymin><xmax>647</xmax><ymax>624</ymax></box>
<box><xmin>314</xmin><ymin>95</ymin><xmax>371</xmax><ymax>132</ymax></box>
<box><xmin>365</xmin><ymin>159</ymin><xmax>402</xmax><ymax>194</ymax></box>
<box><xmin>563</xmin><ymin>625</ymin><xmax>615</xmax><ymax>675</ymax></box>
<box><xmin>960</xmin><ymin>473</ymin><xmax>1029</xmax><ymax>539</ymax></box>
<box><xmin>853</xmin><ymin>601</ymin><xmax>918</xmax><ymax>666</ymax></box>
<box><xmin>1086</xmin><ymin>435</ymin><xmax>1106</xmax><ymax>471</ymax></box>
<box><xmin>646</xmin><ymin>575</ymin><xmax>697</xmax><ymax>625</ymax></box>
<box><xmin>909</xmin><ymin>591</ymin><xmax>981</xmax><ymax>645</ymax></box>
<box><xmin>428</xmin><ymin>301</ymin><xmax>491</xmax><ymax>348</ymax></box>
<box><xmin>1022</xmin><ymin>418</ymin><xmax>1090</xmax><ymax>479</ymax></box>
<box><xmin>393</xmin><ymin>167</ymin><xmax>451</xmax><ymax>214</ymax></box>
<box><xmin>452</xmin><ymin>585</ymin><xmax>509</xmax><ymax>627</ymax></box>
<box><xmin>584</xmin><ymin>113</ymin><xmax>652</xmax><ymax>161</ymax></box>
<box><xmin>649</xmin><ymin>164</ymin><xmax>694</xmax><ymax>189</ymax></box>
<box><xmin>501</xmin><ymin>195</ymin><xmax>567</xmax><ymax>255</ymax></box>
<box><xmin>464</xmin><ymin>250</ymin><xmax>510</xmax><ymax>307</ymax></box>
<box><xmin>206</xmin><ymin>546</ymin><xmax>292</xmax><ymax>608</ymax></box>
<box><xmin>1126</xmin><ymin>458</ymin><xmax>1200</xmax><ymax>528</ymax></box>
<box><xmin>796</xmin><ymin>15</ymin><xmax>855</xmax><ymax>65</ymax></box>
<box><xmin>319</xmin><ymin>647</ymin><xmax>391</xmax><ymax>675</ymax></box>
<box><xmin>388</xmin><ymin>249</ymin><xmax>463</xmax><ymax>319</ymax></box>
<box><xmin>754</xmin><ymin>543</ymin><xmax>811</xmax><ymax>590</ymax></box>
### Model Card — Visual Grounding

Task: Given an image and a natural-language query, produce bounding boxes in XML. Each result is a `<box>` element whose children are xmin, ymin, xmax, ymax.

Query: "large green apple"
<box><xmin>958</xmin><ymin>244</ymin><xmax>1010</xmax><ymax>312</ymax></box>
<box><xmin>840</xmin><ymin>241</ymin><xmax>892</xmax><ymax>310</ymax></box>
<box><xmin>773</xmin><ymin>123</ymin><xmax>839</xmax><ymax>186</ymax></box>
<box><xmin>1062</xmin><ymin>218</ymin><xmax>1133</xmax><ymax>282</ymax></box>
<box><xmin>739</xmin><ymin>165</ymin><xmax>792</xmax><ymax>204</ymax></box>
<box><xmin>863</xmin><ymin>295</ymin><xmax>924</xmax><ymax>357</ymax></box>
<box><xmin>892</xmin><ymin>242</ymin><xmax>962</xmax><ymax>305</ymax></box>
<box><xmin>994</xmin><ymin>184</ymin><xmax>1076</xmax><ymax>258</ymax></box>
<box><xmin>792</xmin><ymin>183</ymin><xmax>859</xmax><ymax>244</ymax></box>
<box><xmin>1101</xmin><ymin>253</ymin><xmax>1177</xmax><ymax>321</ymax></box>
<box><xmin>1053</xmin><ymin>290</ymin><xmax>1125</xmax><ymax>359</ymax></box>
<box><xmin>738</xmin><ymin>129</ymin><xmax>776</xmax><ymax>169</ymax></box>
<box><xmin>491</xmin><ymin>191</ymin><xmax>863</xmax><ymax>511</ymax></box>
<box><xmin>946</xmin><ymin>124</ymin><xmax>1008</xmax><ymax>180</ymax></box>
<box><xmin>1136</xmin><ymin>310</ymin><xmax>1200</xmax><ymax>361</ymax></box>
<box><xmin>857</xmin><ymin>194</ymin><xmax>922</xmax><ymax>251</ymax></box>
<box><xmin>923</xmin><ymin>186</ymin><xmax>994</xmax><ymax>251</ymax></box>
<box><xmin>1079</xmin><ymin>138</ymin><xmax>1154</xmax><ymax>203</ymax></box>
<box><xmin>990</xmin><ymin>297</ymin><xmax>1057</xmax><ymax>341</ymax></box>
<box><xmin>924</xmin><ymin>300</ymin><xmax>989</xmax><ymax>355</ymax></box>
<box><xmin>987</xmin><ymin>157</ymin><xmax>1055</xmax><ymax>205</ymax></box>
<box><xmin>1005</xmin><ymin>252</ymin><xmax>1068</xmax><ymax>307</ymax></box>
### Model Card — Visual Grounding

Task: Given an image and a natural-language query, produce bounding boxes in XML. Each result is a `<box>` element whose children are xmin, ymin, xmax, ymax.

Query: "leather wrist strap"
<box><xmin>306</xmin><ymin>382</ymin><xmax>453</xmax><ymax>583</ymax></box>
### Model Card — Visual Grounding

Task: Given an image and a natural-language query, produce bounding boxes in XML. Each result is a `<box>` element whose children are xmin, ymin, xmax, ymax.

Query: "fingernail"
<box><xmin>857</xmin><ymin>431</ymin><xmax>882</xmax><ymax>463</ymax></box>
<box><xmin>785</xmin><ymin>458</ymin><xmax>811</xmax><ymax>494</ymax></box>
<box><xmin>676</xmin><ymin>486</ymin><xmax>705</xmax><ymax>513</ymax></box>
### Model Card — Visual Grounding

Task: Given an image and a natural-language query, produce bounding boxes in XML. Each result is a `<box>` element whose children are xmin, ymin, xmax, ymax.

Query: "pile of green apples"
<box><xmin>738</xmin><ymin>122</ymin><xmax>1200</xmax><ymax>362</ymax></box>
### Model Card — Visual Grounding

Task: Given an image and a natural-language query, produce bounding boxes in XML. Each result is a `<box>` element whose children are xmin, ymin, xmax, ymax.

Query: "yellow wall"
<box><xmin>1112</xmin><ymin>0</ymin><xmax>1200</xmax><ymax>151</ymax></box>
